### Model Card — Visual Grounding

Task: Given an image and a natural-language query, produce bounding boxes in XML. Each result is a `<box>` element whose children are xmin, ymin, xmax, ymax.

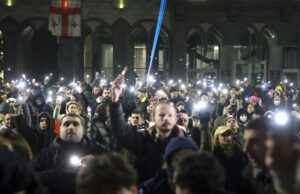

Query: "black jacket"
<box><xmin>241</xmin><ymin>165</ymin><xmax>276</xmax><ymax>194</ymax></box>
<box><xmin>110</xmin><ymin>102</ymin><xmax>185</xmax><ymax>183</ymax></box>
<box><xmin>33</xmin><ymin>138</ymin><xmax>105</xmax><ymax>194</ymax></box>
<box><xmin>191</xmin><ymin>124</ymin><xmax>214</xmax><ymax>152</ymax></box>
<box><xmin>140</xmin><ymin>170</ymin><xmax>173</xmax><ymax>194</ymax></box>
<box><xmin>35</xmin><ymin>112</ymin><xmax>57</xmax><ymax>153</ymax></box>
<box><xmin>31</xmin><ymin>94</ymin><xmax>53</xmax><ymax>115</ymax></box>
<box><xmin>213</xmin><ymin>145</ymin><xmax>248</xmax><ymax>193</ymax></box>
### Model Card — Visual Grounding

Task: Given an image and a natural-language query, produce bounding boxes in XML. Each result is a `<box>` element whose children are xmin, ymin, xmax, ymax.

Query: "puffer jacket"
<box><xmin>87</xmin><ymin>114</ymin><xmax>117</xmax><ymax>151</ymax></box>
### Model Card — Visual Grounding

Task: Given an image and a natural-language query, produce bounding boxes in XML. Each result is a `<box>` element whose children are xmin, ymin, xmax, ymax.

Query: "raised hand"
<box><xmin>112</xmin><ymin>74</ymin><xmax>124</xmax><ymax>103</ymax></box>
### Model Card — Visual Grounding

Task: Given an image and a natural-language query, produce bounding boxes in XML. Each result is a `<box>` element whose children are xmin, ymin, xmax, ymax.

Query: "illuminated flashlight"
<box><xmin>70</xmin><ymin>155</ymin><xmax>81</xmax><ymax>167</ymax></box>
<box><xmin>194</xmin><ymin>101</ymin><xmax>207</xmax><ymax>111</ymax></box>
<box><xmin>148</xmin><ymin>75</ymin><xmax>156</xmax><ymax>83</ymax></box>
<box><xmin>138</xmin><ymin>81</ymin><xmax>143</xmax><ymax>87</ymax></box>
<box><xmin>157</xmin><ymin>90</ymin><xmax>165</xmax><ymax>96</ymax></box>
<box><xmin>47</xmin><ymin>97</ymin><xmax>53</xmax><ymax>103</ymax></box>
<box><xmin>130</xmin><ymin>86</ymin><xmax>135</xmax><ymax>93</ymax></box>
<box><xmin>222</xmin><ymin>89</ymin><xmax>228</xmax><ymax>94</ymax></box>
<box><xmin>18</xmin><ymin>96</ymin><xmax>24</xmax><ymax>102</ymax></box>
<box><xmin>181</xmin><ymin>84</ymin><xmax>186</xmax><ymax>89</ymax></box>
<box><xmin>274</xmin><ymin>112</ymin><xmax>288</xmax><ymax>125</ymax></box>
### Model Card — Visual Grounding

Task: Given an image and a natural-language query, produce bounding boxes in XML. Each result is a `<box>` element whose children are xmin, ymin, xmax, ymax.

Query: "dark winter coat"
<box><xmin>110</xmin><ymin>102</ymin><xmax>185</xmax><ymax>183</ymax></box>
<box><xmin>137</xmin><ymin>97</ymin><xmax>150</xmax><ymax>113</ymax></box>
<box><xmin>32</xmin><ymin>94</ymin><xmax>53</xmax><ymax>115</ymax></box>
<box><xmin>35</xmin><ymin>112</ymin><xmax>57</xmax><ymax>152</ymax></box>
<box><xmin>140</xmin><ymin>170</ymin><xmax>173</xmax><ymax>194</ymax></box>
<box><xmin>213</xmin><ymin>145</ymin><xmax>248</xmax><ymax>193</ymax></box>
<box><xmin>241</xmin><ymin>165</ymin><xmax>276</xmax><ymax>194</ymax></box>
<box><xmin>33</xmin><ymin>137</ymin><xmax>105</xmax><ymax>194</ymax></box>
<box><xmin>191</xmin><ymin>124</ymin><xmax>214</xmax><ymax>152</ymax></box>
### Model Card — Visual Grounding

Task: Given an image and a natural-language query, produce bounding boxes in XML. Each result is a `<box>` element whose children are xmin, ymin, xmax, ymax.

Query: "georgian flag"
<box><xmin>48</xmin><ymin>0</ymin><xmax>81</xmax><ymax>37</ymax></box>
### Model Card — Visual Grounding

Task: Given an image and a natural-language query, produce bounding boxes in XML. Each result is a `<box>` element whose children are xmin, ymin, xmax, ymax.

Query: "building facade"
<box><xmin>0</xmin><ymin>0</ymin><xmax>300</xmax><ymax>85</ymax></box>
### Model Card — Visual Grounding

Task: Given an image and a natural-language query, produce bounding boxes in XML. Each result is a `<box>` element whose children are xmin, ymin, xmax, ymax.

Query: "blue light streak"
<box><xmin>146</xmin><ymin>0</ymin><xmax>167</xmax><ymax>81</ymax></box>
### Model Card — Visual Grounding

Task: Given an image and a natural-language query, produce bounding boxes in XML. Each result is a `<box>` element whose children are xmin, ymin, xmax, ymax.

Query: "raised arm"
<box><xmin>110</xmin><ymin>74</ymin><xmax>145</xmax><ymax>155</ymax></box>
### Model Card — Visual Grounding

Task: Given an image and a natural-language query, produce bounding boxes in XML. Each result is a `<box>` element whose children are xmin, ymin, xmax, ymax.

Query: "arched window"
<box><xmin>149</xmin><ymin>36</ymin><xmax>165</xmax><ymax>73</ymax></box>
<box><xmin>133</xmin><ymin>31</ymin><xmax>147</xmax><ymax>81</ymax></box>
<box><xmin>97</xmin><ymin>28</ymin><xmax>114</xmax><ymax>80</ymax></box>
<box><xmin>186</xmin><ymin>31</ymin><xmax>202</xmax><ymax>80</ymax></box>
<box><xmin>83</xmin><ymin>34</ymin><xmax>93</xmax><ymax>77</ymax></box>
<box><xmin>131</xmin><ymin>24</ymin><xmax>170</xmax><ymax>81</ymax></box>
<box><xmin>186</xmin><ymin>29</ymin><xmax>220</xmax><ymax>82</ymax></box>
<box><xmin>148</xmin><ymin>28</ymin><xmax>170</xmax><ymax>80</ymax></box>
<box><xmin>234</xmin><ymin>27</ymin><xmax>268</xmax><ymax>83</ymax></box>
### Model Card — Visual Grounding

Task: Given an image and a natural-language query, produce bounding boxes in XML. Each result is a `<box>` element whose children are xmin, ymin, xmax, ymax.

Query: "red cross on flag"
<box><xmin>48</xmin><ymin>0</ymin><xmax>81</xmax><ymax>37</ymax></box>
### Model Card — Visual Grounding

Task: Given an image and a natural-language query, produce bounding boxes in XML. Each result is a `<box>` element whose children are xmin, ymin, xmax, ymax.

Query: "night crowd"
<box><xmin>0</xmin><ymin>71</ymin><xmax>299</xmax><ymax>194</ymax></box>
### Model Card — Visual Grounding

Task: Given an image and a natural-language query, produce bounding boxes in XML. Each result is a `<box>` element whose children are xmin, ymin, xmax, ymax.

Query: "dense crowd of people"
<box><xmin>0</xmin><ymin>71</ymin><xmax>299</xmax><ymax>194</ymax></box>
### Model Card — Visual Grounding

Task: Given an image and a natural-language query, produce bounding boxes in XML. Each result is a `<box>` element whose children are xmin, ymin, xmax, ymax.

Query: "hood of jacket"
<box><xmin>164</xmin><ymin>136</ymin><xmax>198</xmax><ymax>165</ymax></box>
<box><xmin>32</xmin><ymin>94</ymin><xmax>46</xmax><ymax>107</ymax></box>
<box><xmin>37</xmin><ymin>112</ymin><xmax>54</xmax><ymax>132</ymax></box>
<box><xmin>237</xmin><ymin>108</ymin><xmax>250</xmax><ymax>124</ymax></box>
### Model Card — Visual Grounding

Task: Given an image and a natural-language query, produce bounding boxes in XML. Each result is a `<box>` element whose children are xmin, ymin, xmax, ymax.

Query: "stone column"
<box><xmin>268</xmin><ymin>45</ymin><xmax>283</xmax><ymax>83</ymax></box>
<box><xmin>112</xmin><ymin>19</ymin><xmax>131</xmax><ymax>79</ymax></box>
<box><xmin>170</xmin><ymin>2</ymin><xmax>187</xmax><ymax>80</ymax></box>
<box><xmin>219</xmin><ymin>45</ymin><xmax>234</xmax><ymax>84</ymax></box>
<box><xmin>57</xmin><ymin>37</ymin><xmax>82</xmax><ymax>81</ymax></box>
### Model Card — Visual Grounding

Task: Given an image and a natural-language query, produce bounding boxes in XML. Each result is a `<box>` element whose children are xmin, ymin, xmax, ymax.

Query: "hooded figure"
<box><xmin>36</xmin><ymin>112</ymin><xmax>57</xmax><ymax>152</ymax></box>
<box><xmin>237</xmin><ymin>108</ymin><xmax>250</xmax><ymax>131</ymax></box>
<box><xmin>32</xmin><ymin>94</ymin><xmax>53</xmax><ymax>115</ymax></box>
<box><xmin>140</xmin><ymin>137</ymin><xmax>198</xmax><ymax>194</ymax></box>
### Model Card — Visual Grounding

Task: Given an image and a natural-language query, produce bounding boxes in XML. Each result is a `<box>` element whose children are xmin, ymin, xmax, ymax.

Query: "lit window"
<box><xmin>3</xmin><ymin>0</ymin><xmax>16</xmax><ymax>7</ymax></box>
<box><xmin>112</xmin><ymin>0</ymin><xmax>128</xmax><ymax>9</ymax></box>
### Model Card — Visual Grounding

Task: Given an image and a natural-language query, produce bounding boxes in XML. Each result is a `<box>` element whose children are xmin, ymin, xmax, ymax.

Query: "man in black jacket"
<box><xmin>242</xmin><ymin>117</ymin><xmax>276</xmax><ymax>194</ymax></box>
<box><xmin>111</xmin><ymin>74</ymin><xmax>185</xmax><ymax>183</ymax></box>
<box><xmin>33</xmin><ymin>113</ymin><xmax>104</xmax><ymax>194</ymax></box>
